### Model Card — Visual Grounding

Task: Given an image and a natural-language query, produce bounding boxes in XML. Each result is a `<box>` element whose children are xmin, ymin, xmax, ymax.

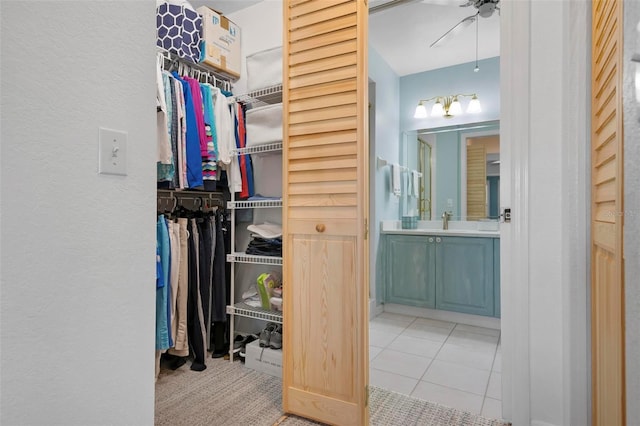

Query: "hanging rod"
<box><xmin>157</xmin><ymin>189</ymin><xmax>226</xmax><ymax>208</ymax></box>
<box><xmin>157</xmin><ymin>48</ymin><xmax>235</xmax><ymax>91</ymax></box>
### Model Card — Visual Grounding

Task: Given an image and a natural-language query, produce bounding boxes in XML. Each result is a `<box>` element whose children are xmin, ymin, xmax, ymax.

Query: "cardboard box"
<box><xmin>197</xmin><ymin>6</ymin><xmax>241</xmax><ymax>79</ymax></box>
<box><xmin>244</xmin><ymin>339</ymin><xmax>282</xmax><ymax>378</ymax></box>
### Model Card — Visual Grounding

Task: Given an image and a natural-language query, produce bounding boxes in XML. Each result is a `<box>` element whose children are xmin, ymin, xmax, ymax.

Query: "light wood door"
<box><xmin>591</xmin><ymin>0</ymin><xmax>625</xmax><ymax>424</ymax></box>
<box><xmin>467</xmin><ymin>144</ymin><xmax>487</xmax><ymax>220</ymax></box>
<box><xmin>282</xmin><ymin>1</ymin><xmax>369</xmax><ymax>425</ymax></box>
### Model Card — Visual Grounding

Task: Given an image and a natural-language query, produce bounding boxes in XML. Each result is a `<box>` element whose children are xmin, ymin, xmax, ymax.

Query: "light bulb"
<box><xmin>467</xmin><ymin>95</ymin><xmax>482</xmax><ymax>113</ymax></box>
<box><xmin>449</xmin><ymin>97</ymin><xmax>462</xmax><ymax>115</ymax></box>
<box><xmin>414</xmin><ymin>102</ymin><xmax>428</xmax><ymax>118</ymax></box>
<box><xmin>431</xmin><ymin>100</ymin><xmax>444</xmax><ymax>116</ymax></box>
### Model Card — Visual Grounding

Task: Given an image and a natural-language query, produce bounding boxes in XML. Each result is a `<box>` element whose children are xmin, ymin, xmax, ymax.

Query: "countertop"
<box><xmin>380</xmin><ymin>220</ymin><xmax>500</xmax><ymax>238</ymax></box>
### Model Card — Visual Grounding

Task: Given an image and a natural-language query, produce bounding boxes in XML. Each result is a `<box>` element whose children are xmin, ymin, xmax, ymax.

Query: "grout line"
<box><xmin>480</xmin><ymin>339</ymin><xmax>501</xmax><ymax>414</ymax></box>
<box><xmin>419</xmin><ymin>377</ymin><xmax>489</xmax><ymax>398</ymax></box>
<box><xmin>370</xmin><ymin>366</ymin><xmax>429</xmax><ymax>382</ymax></box>
<box><xmin>414</xmin><ymin>323</ymin><xmax>456</xmax><ymax>385</ymax></box>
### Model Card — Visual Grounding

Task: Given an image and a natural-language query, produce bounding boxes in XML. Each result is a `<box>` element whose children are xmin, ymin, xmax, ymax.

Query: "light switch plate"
<box><xmin>98</xmin><ymin>127</ymin><xmax>127</xmax><ymax>176</ymax></box>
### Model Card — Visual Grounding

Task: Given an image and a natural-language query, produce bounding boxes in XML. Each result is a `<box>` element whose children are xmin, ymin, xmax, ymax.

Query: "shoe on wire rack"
<box><xmin>269</xmin><ymin>324</ymin><xmax>282</xmax><ymax>350</ymax></box>
<box><xmin>259</xmin><ymin>323</ymin><xmax>277</xmax><ymax>347</ymax></box>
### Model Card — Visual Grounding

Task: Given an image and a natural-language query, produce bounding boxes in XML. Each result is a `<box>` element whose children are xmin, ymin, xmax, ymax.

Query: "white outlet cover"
<box><xmin>98</xmin><ymin>127</ymin><xmax>127</xmax><ymax>176</ymax></box>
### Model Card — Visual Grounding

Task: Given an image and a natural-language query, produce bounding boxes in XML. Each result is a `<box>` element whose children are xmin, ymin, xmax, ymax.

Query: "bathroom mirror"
<box><xmin>400</xmin><ymin>120</ymin><xmax>500</xmax><ymax>221</ymax></box>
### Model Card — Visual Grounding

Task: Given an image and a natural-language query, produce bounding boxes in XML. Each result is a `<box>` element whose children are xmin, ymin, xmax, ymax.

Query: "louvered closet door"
<box><xmin>282</xmin><ymin>1</ymin><xmax>369</xmax><ymax>425</ymax></box>
<box><xmin>466</xmin><ymin>144</ymin><xmax>487</xmax><ymax>220</ymax></box>
<box><xmin>591</xmin><ymin>0</ymin><xmax>625</xmax><ymax>424</ymax></box>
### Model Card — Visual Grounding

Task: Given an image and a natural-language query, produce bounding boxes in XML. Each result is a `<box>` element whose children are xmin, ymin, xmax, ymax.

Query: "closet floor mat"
<box><xmin>155</xmin><ymin>358</ymin><xmax>508</xmax><ymax>426</ymax></box>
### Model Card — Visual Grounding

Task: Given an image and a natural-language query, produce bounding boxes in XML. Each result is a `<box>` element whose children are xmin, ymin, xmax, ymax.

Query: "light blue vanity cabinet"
<box><xmin>385</xmin><ymin>235</ymin><xmax>436</xmax><ymax>308</ymax></box>
<box><xmin>382</xmin><ymin>232</ymin><xmax>500</xmax><ymax>317</ymax></box>
<box><xmin>435</xmin><ymin>236</ymin><xmax>495</xmax><ymax>317</ymax></box>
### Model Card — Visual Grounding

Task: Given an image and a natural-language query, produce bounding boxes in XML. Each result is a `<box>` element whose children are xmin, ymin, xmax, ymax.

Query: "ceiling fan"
<box><xmin>429</xmin><ymin>0</ymin><xmax>500</xmax><ymax>48</ymax></box>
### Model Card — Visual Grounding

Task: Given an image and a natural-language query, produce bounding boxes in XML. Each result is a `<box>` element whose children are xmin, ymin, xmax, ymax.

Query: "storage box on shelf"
<box><xmin>156</xmin><ymin>1</ymin><xmax>202</xmax><ymax>65</ymax></box>
<box><xmin>196</xmin><ymin>6</ymin><xmax>241</xmax><ymax>79</ymax></box>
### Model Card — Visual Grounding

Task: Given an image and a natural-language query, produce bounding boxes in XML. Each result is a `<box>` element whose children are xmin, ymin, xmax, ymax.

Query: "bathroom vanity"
<box><xmin>380</xmin><ymin>221</ymin><xmax>500</xmax><ymax>318</ymax></box>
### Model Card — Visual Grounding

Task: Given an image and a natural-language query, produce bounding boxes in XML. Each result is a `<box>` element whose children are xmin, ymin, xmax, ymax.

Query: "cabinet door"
<box><xmin>282</xmin><ymin>1</ymin><xmax>369</xmax><ymax>425</ymax></box>
<box><xmin>386</xmin><ymin>235</ymin><xmax>435</xmax><ymax>308</ymax></box>
<box><xmin>435</xmin><ymin>236</ymin><xmax>494</xmax><ymax>316</ymax></box>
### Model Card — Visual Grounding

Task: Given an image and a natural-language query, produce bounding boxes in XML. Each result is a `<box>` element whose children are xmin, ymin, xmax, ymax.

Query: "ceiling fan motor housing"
<box><xmin>474</xmin><ymin>0</ymin><xmax>499</xmax><ymax>18</ymax></box>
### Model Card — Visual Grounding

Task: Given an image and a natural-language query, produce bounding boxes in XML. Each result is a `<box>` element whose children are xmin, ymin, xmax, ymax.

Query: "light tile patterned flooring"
<box><xmin>369</xmin><ymin>312</ymin><xmax>502</xmax><ymax>419</ymax></box>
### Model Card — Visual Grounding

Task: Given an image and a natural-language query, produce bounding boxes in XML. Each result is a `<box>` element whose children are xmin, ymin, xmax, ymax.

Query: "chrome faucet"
<box><xmin>441</xmin><ymin>211</ymin><xmax>452</xmax><ymax>230</ymax></box>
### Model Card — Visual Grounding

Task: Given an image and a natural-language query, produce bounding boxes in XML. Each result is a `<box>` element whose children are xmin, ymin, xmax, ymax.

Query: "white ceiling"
<box><xmin>196</xmin><ymin>0</ymin><xmax>500</xmax><ymax>77</ymax></box>
<box><xmin>369</xmin><ymin>0</ymin><xmax>500</xmax><ymax>75</ymax></box>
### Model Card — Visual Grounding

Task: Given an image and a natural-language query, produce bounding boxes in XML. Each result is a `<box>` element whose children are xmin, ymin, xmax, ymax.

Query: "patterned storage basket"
<box><xmin>156</xmin><ymin>2</ymin><xmax>202</xmax><ymax>64</ymax></box>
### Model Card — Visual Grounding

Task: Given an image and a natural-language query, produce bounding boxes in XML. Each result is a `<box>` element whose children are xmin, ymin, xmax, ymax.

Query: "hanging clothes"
<box><xmin>164</xmin><ymin>71</ymin><xmax>179</xmax><ymax>188</ymax></box>
<box><xmin>156</xmin><ymin>215</ymin><xmax>172</xmax><ymax>351</ymax></box>
<box><xmin>210</xmin><ymin>210</ymin><xmax>230</xmax><ymax>357</ymax></box>
<box><xmin>173</xmin><ymin>79</ymin><xmax>188</xmax><ymax>189</ymax></box>
<box><xmin>157</xmin><ymin>55</ymin><xmax>173</xmax><ymax>180</ymax></box>
<box><xmin>168</xmin><ymin>217</ymin><xmax>189</xmax><ymax>357</ymax></box>
<box><xmin>196</xmin><ymin>216</ymin><xmax>214</xmax><ymax>351</ymax></box>
<box><xmin>236</xmin><ymin>102</ymin><xmax>254</xmax><ymax>198</ymax></box>
<box><xmin>183</xmin><ymin>76</ymin><xmax>209</xmax><ymax>158</ymax></box>
<box><xmin>186</xmin><ymin>218</ymin><xmax>207</xmax><ymax>371</ymax></box>
<box><xmin>201</xmin><ymin>83</ymin><xmax>218</xmax><ymax>191</ymax></box>
<box><xmin>213</xmin><ymin>87</ymin><xmax>241</xmax><ymax>193</ymax></box>
<box><xmin>172</xmin><ymin>72</ymin><xmax>204</xmax><ymax>189</ymax></box>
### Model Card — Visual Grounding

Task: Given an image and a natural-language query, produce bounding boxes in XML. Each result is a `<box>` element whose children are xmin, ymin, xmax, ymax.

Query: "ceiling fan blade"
<box><xmin>429</xmin><ymin>13</ymin><xmax>478</xmax><ymax>48</ymax></box>
<box><xmin>459</xmin><ymin>0</ymin><xmax>474</xmax><ymax>6</ymax></box>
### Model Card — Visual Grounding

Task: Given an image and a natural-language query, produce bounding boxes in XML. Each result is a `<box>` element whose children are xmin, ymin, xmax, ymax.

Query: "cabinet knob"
<box><xmin>428</xmin><ymin>237</ymin><xmax>434</xmax><ymax>243</ymax></box>
<box><xmin>315</xmin><ymin>224</ymin><xmax>326</xmax><ymax>233</ymax></box>
<box><xmin>436</xmin><ymin>237</ymin><xmax>442</xmax><ymax>243</ymax></box>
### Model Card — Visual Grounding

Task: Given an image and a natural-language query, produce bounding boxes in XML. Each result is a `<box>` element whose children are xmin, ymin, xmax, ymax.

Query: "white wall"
<box><xmin>623</xmin><ymin>0</ymin><xmax>640</xmax><ymax>421</ymax></box>
<box><xmin>0</xmin><ymin>1</ymin><xmax>157</xmax><ymax>424</ymax></box>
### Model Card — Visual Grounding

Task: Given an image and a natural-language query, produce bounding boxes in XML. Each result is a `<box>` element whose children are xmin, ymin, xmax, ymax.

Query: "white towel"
<box><xmin>391</xmin><ymin>164</ymin><xmax>401</xmax><ymax>197</ymax></box>
<box><xmin>412</xmin><ymin>170</ymin><xmax>420</xmax><ymax>197</ymax></box>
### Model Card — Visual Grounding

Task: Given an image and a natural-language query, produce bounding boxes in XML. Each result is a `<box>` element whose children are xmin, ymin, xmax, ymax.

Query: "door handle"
<box><xmin>428</xmin><ymin>237</ymin><xmax>434</xmax><ymax>243</ymax></box>
<box><xmin>436</xmin><ymin>237</ymin><xmax>442</xmax><ymax>243</ymax></box>
<box><xmin>315</xmin><ymin>224</ymin><xmax>326</xmax><ymax>233</ymax></box>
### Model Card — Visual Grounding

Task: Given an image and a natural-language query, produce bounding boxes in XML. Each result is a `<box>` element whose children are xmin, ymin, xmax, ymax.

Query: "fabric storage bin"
<box><xmin>156</xmin><ymin>1</ymin><xmax>202</xmax><ymax>64</ymax></box>
<box><xmin>245</xmin><ymin>103</ymin><xmax>283</xmax><ymax>146</ymax></box>
<box><xmin>246</xmin><ymin>46</ymin><xmax>283</xmax><ymax>92</ymax></box>
<box><xmin>251</xmin><ymin>152</ymin><xmax>282</xmax><ymax>198</ymax></box>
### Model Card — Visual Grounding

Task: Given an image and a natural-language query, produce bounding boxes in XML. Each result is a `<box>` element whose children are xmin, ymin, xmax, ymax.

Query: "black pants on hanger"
<box><xmin>211</xmin><ymin>210</ymin><xmax>230</xmax><ymax>357</ymax></box>
<box><xmin>197</xmin><ymin>216</ymin><xmax>213</xmax><ymax>351</ymax></box>
<box><xmin>187</xmin><ymin>219</ymin><xmax>207</xmax><ymax>371</ymax></box>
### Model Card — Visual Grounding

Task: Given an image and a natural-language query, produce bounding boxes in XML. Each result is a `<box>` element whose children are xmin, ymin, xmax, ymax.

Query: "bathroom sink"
<box><xmin>380</xmin><ymin>220</ymin><xmax>500</xmax><ymax>237</ymax></box>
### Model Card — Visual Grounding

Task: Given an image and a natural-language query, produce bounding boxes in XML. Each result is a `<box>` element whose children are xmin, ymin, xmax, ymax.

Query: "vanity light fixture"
<box><xmin>413</xmin><ymin>93</ymin><xmax>482</xmax><ymax>119</ymax></box>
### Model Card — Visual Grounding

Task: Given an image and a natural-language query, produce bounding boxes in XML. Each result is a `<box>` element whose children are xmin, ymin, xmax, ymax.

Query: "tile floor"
<box><xmin>369</xmin><ymin>312</ymin><xmax>502</xmax><ymax>419</ymax></box>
